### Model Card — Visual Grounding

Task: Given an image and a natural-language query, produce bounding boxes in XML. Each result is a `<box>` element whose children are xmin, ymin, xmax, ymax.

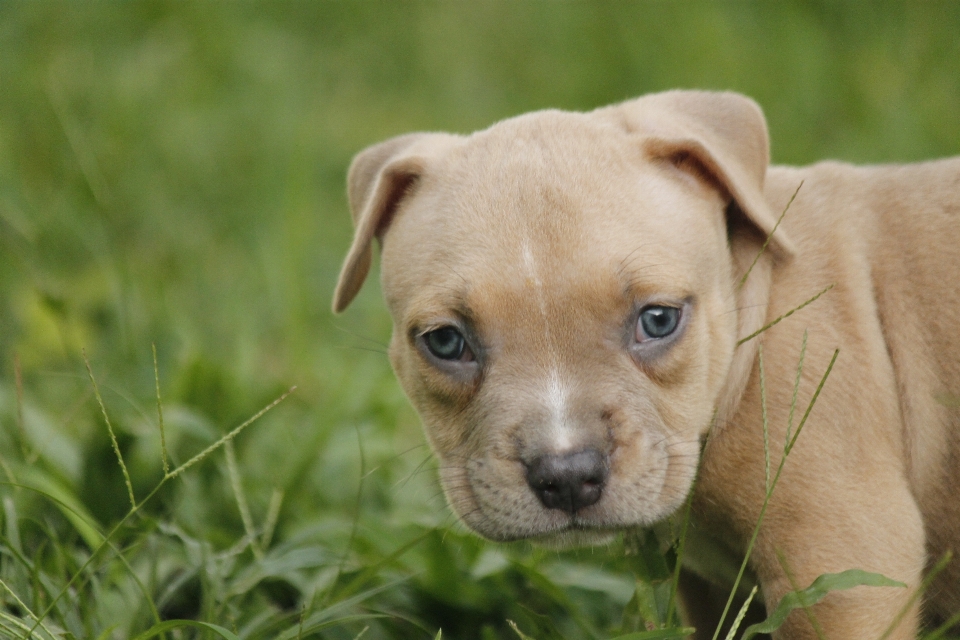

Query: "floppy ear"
<box><xmin>610</xmin><ymin>90</ymin><xmax>794</xmax><ymax>259</ymax></box>
<box><xmin>332</xmin><ymin>132</ymin><xmax>458</xmax><ymax>313</ymax></box>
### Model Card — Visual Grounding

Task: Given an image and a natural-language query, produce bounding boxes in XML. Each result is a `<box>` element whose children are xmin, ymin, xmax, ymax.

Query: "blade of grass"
<box><xmin>738</xmin><ymin>181</ymin><xmax>803</xmax><ymax>290</ymax></box>
<box><xmin>225</xmin><ymin>438</ymin><xmax>262</xmax><ymax>560</ymax></box>
<box><xmin>710</xmin><ymin>349</ymin><xmax>839</xmax><ymax>640</ymax></box>
<box><xmin>12</xmin><ymin>466</ymin><xmax>103</xmax><ymax>549</ymax></box>
<box><xmin>152</xmin><ymin>344</ymin><xmax>169</xmax><ymax>476</ymax></box>
<box><xmin>83</xmin><ymin>350</ymin><xmax>136</xmax><ymax>510</ymax></box>
<box><xmin>14</xmin><ymin>353</ymin><xmax>31</xmax><ymax>462</ymax></box>
<box><xmin>737</xmin><ymin>285</ymin><xmax>834</xmax><ymax>346</ymax></box>
<box><xmin>785</xmin><ymin>351</ymin><xmax>838</xmax><ymax>456</ymax></box>
<box><xmin>46</xmin><ymin>72</ymin><xmax>111</xmax><ymax>207</ymax></box>
<box><xmin>3</xmin><ymin>496</ymin><xmax>22</xmax><ymax>555</ymax></box>
<box><xmin>261</xmin><ymin>487</ymin><xmax>284</xmax><ymax>550</ymax></box>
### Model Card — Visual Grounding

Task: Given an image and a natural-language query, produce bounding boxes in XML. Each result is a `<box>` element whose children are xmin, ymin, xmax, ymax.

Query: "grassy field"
<box><xmin>1</xmin><ymin>2</ymin><xmax>960</xmax><ymax>638</ymax></box>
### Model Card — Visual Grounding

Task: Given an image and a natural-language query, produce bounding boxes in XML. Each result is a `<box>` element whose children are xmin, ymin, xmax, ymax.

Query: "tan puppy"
<box><xmin>332</xmin><ymin>91</ymin><xmax>960</xmax><ymax>638</ymax></box>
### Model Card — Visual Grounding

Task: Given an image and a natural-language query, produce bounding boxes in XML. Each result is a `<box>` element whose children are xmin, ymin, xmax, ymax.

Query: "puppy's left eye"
<box><xmin>637</xmin><ymin>306</ymin><xmax>681</xmax><ymax>341</ymax></box>
<box><xmin>424</xmin><ymin>327</ymin><xmax>474</xmax><ymax>362</ymax></box>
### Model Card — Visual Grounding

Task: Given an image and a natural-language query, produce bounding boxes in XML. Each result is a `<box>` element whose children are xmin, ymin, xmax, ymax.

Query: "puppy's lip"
<box><xmin>521</xmin><ymin>523</ymin><xmax>622</xmax><ymax>549</ymax></box>
<box><xmin>482</xmin><ymin>509</ymin><xmax>621</xmax><ymax>543</ymax></box>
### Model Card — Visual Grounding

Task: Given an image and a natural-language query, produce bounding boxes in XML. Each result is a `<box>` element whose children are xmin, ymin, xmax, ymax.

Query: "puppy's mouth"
<box><xmin>440</xmin><ymin>433</ymin><xmax>699</xmax><ymax>546</ymax></box>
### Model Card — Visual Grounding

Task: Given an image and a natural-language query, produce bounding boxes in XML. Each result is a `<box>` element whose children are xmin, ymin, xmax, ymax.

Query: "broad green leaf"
<box><xmin>740</xmin><ymin>570</ymin><xmax>905</xmax><ymax>639</ymax></box>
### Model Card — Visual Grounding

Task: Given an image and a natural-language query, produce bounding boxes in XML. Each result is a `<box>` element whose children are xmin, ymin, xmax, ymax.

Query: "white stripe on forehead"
<box><xmin>521</xmin><ymin>241</ymin><xmax>575</xmax><ymax>453</ymax></box>
<box><xmin>521</xmin><ymin>241</ymin><xmax>549</xmax><ymax>326</ymax></box>
<box><xmin>546</xmin><ymin>369</ymin><xmax>574</xmax><ymax>452</ymax></box>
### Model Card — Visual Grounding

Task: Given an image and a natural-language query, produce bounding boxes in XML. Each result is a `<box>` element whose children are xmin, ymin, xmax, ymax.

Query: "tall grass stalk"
<box><xmin>262</xmin><ymin>487</ymin><xmax>285</xmax><ymax>550</ymax></box>
<box><xmin>83</xmin><ymin>349</ymin><xmax>137</xmax><ymax>509</ymax></box>
<box><xmin>152</xmin><ymin>343</ymin><xmax>170</xmax><ymax>476</ymax></box>
<box><xmin>785</xmin><ymin>331</ymin><xmax>808</xmax><ymax>446</ymax></box>
<box><xmin>737</xmin><ymin>181</ymin><xmax>803</xmax><ymax>291</ymax></box>
<box><xmin>225</xmin><ymin>437</ymin><xmax>263</xmax><ymax>560</ymax></box>
<box><xmin>723</xmin><ymin>585</ymin><xmax>758</xmax><ymax>640</ymax></box>
<box><xmin>737</xmin><ymin>285</ymin><xmax>835</xmax><ymax>347</ymax></box>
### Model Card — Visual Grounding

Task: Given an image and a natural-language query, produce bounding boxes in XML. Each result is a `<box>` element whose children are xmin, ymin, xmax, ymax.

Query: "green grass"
<box><xmin>2</xmin><ymin>2</ymin><xmax>960</xmax><ymax>638</ymax></box>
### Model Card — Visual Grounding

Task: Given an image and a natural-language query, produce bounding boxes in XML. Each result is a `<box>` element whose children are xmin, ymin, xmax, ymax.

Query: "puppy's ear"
<box><xmin>333</xmin><ymin>132</ymin><xmax>458</xmax><ymax>313</ymax></box>
<box><xmin>610</xmin><ymin>90</ymin><xmax>794</xmax><ymax>259</ymax></box>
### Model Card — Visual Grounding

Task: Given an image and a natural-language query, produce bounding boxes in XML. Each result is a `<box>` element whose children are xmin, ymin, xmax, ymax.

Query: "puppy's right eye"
<box><xmin>424</xmin><ymin>327</ymin><xmax>473</xmax><ymax>361</ymax></box>
<box><xmin>637</xmin><ymin>305</ymin><xmax>681</xmax><ymax>341</ymax></box>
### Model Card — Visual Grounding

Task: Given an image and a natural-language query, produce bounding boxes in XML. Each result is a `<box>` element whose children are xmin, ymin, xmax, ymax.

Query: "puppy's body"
<box><xmin>700</xmin><ymin>158</ymin><xmax>960</xmax><ymax>635</ymax></box>
<box><xmin>334</xmin><ymin>92</ymin><xmax>960</xmax><ymax>637</ymax></box>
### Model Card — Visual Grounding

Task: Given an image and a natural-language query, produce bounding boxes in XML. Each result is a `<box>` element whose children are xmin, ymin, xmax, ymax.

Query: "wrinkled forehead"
<box><xmin>381</xmin><ymin>111</ymin><xmax>724</xmax><ymax>319</ymax></box>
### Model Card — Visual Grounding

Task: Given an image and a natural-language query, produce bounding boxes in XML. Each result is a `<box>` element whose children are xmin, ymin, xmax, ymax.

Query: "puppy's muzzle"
<box><xmin>524</xmin><ymin>449</ymin><xmax>609</xmax><ymax>513</ymax></box>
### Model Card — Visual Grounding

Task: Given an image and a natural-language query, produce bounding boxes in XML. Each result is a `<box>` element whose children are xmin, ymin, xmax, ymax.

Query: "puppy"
<box><xmin>332</xmin><ymin>90</ymin><xmax>960</xmax><ymax>638</ymax></box>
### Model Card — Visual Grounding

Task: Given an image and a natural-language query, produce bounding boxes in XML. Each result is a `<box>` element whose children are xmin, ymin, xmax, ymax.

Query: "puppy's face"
<box><xmin>335</xmin><ymin>92</ymin><xmax>787</xmax><ymax>545</ymax></box>
<box><xmin>381</xmin><ymin>114</ymin><xmax>739</xmax><ymax>544</ymax></box>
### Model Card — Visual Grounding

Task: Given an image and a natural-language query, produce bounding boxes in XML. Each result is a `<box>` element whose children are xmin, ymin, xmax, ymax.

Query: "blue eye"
<box><xmin>637</xmin><ymin>306</ymin><xmax>680</xmax><ymax>341</ymax></box>
<box><xmin>424</xmin><ymin>327</ymin><xmax>473</xmax><ymax>361</ymax></box>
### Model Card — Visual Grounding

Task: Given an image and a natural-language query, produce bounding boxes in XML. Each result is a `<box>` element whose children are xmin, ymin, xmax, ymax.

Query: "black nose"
<box><xmin>524</xmin><ymin>449</ymin><xmax>609</xmax><ymax>513</ymax></box>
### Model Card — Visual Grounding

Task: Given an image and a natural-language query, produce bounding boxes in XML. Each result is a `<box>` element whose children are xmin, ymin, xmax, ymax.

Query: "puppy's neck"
<box><xmin>714</xmin><ymin>239</ymin><xmax>774</xmax><ymax>430</ymax></box>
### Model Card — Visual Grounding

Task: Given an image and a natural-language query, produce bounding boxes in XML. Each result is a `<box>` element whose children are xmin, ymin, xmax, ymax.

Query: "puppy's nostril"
<box><xmin>525</xmin><ymin>448</ymin><xmax>608</xmax><ymax>514</ymax></box>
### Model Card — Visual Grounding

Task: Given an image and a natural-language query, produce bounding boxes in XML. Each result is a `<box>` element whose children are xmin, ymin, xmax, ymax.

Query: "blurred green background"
<box><xmin>1</xmin><ymin>2</ymin><xmax>959</xmax><ymax>638</ymax></box>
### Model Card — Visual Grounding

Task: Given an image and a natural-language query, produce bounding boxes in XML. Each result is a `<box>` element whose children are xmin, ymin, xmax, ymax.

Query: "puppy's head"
<box><xmin>333</xmin><ymin>91</ymin><xmax>791</xmax><ymax>546</ymax></box>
